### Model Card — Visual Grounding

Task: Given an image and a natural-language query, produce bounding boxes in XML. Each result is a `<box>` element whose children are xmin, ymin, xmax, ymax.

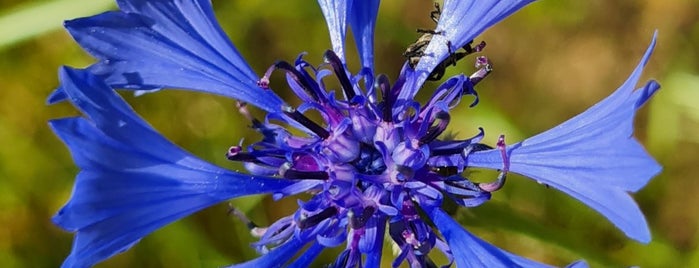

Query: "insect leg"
<box><xmin>430</xmin><ymin>2</ymin><xmax>441</xmax><ymax>24</ymax></box>
<box><xmin>417</xmin><ymin>28</ymin><xmax>442</xmax><ymax>35</ymax></box>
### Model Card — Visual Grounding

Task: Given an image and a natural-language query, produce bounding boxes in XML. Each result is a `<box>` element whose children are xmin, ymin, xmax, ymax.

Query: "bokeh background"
<box><xmin>1</xmin><ymin>0</ymin><xmax>698</xmax><ymax>267</ymax></box>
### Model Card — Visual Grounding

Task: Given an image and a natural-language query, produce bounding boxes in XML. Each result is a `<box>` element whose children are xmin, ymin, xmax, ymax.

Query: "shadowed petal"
<box><xmin>48</xmin><ymin>0</ymin><xmax>284</xmax><ymax>113</ymax></box>
<box><xmin>399</xmin><ymin>0</ymin><xmax>536</xmax><ymax>101</ymax></box>
<box><xmin>318</xmin><ymin>0</ymin><xmax>353</xmax><ymax>62</ymax></box>
<box><xmin>428</xmin><ymin>208</ymin><xmax>557</xmax><ymax>268</ymax></box>
<box><xmin>51</xmin><ymin>67</ymin><xmax>294</xmax><ymax>268</ymax></box>
<box><xmin>467</xmin><ymin>34</ymin><xmax>661</xmax><ymax>243</ymax></box>
<box><xmin>348</xmin><ymin>0</ymin><xmax>380</xmax><ymax>72</ymax></box>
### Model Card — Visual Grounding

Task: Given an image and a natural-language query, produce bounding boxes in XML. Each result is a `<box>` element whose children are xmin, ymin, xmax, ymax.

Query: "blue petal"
<box><xmin>318</xmin><ymin>0</ymin><xmax>353</xmax><ymax>62</ymax></box>
<box><xmin>428</xmin><ymin>208</ymin><xmax>554</xmax><ymax>268</ymax></box>
<box><xmin>48</xmin><ymin>0</ymin><xmax>284</xmax><ymax>113</ymax></box>
<box><xmin>51</xmin><ymin>67</ymin><xmax>294</xmax><ymax>268</ymax></box>
<box><xmin>398</xmin><ymin>0</ymin><xmax>536</xmax><ymax>101</ymax></box>
<box><xmin>467</xmin><ymin>34</ymin><xmax>661</xmax><ymax>243</ymax></box>
<box><xmin>348</xmin><ymin>0</ymin><xmax>380</xmax><ymax>71</ymax></box>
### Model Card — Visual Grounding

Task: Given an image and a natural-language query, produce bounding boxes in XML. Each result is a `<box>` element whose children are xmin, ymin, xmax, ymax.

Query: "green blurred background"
<box><xmin>1</xmin><ymin>0</ymin><xmax>698</xmax><ymax>267</ymax></box>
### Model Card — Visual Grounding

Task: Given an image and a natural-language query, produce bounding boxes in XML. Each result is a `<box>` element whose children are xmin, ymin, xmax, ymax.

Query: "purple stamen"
<box><xmin>349</xmin><ymin>206</ymin><xmax>376</xmax><ymax>229</ymax></box>
<box><xmin>472</xmin><ymin>40</ymin><xmax>487</xmax><ymax>53</ymax></box>
<box><xmin>497</xmin><ymin>135</ymin><xmax>510</xmax><ymax>173</ymax></box>
<box><xmin>298</xmin><ymin>206</ymin><xmax>339</xmax><ymax>229</ymax></box>
<box><xmin>226</xmin><ymin>146</ymin><xmax>259</xmax><ymax>162</ymax></box>
<box><xmin>469</xmin><ymin>56</ymin><xmax>492</xmax><ymax>86</ymax></box>
<box><xmin>282</xmin><ymin>105</ymin><xmax>330</xmax><ymax>139</ymax></box>
<box><xmin>257</xmin><ymin>64</ymin><xmax>275</xmax><ymax>89</ymax></box>
<box><xmin>280</xmin><ymin>168</ymin><xmax>330</xmax><ymax>180</ymax></box>
<box><xmin>420</xmin><ymin>111</ymin><xmax>450</xmax><ymax>144</ymax></box>
<box><xmin>477</xmin><ymin>135</ymin><xmax>508</xmax><ymax>192</ymax></box>
<box><xmin>280</xmin><ymin>61</ymin><xmax>324</xmax><ymax>102</ymax></box>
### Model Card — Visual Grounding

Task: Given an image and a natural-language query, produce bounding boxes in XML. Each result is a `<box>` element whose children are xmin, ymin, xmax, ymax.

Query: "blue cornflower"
<box><xmin>49</xmin><ymin>0</ymin><xmax>661</xmax><ymax>267</ymax></box>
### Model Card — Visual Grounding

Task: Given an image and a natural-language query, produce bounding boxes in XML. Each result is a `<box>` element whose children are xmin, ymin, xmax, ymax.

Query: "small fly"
<box><xmin>403</xmin><ymin>3</ymin><xmax>486</xmax><ymax>81</ymax></box>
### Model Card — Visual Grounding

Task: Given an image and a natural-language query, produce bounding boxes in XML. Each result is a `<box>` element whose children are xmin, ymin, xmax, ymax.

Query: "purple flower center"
<box><xmin>227</xmin><ymin>49</ymin><xmax>507</xmax><ymax>265</ymax></box>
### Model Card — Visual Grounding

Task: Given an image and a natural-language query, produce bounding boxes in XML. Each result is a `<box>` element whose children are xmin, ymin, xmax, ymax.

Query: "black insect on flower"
<box><xmin>403</xmin><ymin>2</ymin><xmax>487</xmax><ymax>81</ymax></box>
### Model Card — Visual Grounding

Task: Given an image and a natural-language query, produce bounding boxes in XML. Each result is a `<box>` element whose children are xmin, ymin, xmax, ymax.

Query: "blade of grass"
<box><xmin>0</xmin><ymin>0</ymin><xmax>114</xmax><ymax>50</ymax></box>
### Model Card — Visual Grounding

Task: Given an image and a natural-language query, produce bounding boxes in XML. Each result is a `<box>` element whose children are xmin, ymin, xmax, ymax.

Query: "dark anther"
<box><xmin>430</xmin><ymin>166</ymin><xmax>459</xmax><ymax>177</ymax></box>
<box><xmin>298</xmin><ymin>206</ymin><xmax>338</xmax><ymax>229</ymax></box>
<box><xmin>226</xmin><ymin>146</ymin><xmax>259</xmax><ymax>162</ymax></box>
<box><xmin>470</xmin><ymin>143</ymin><xmax>494</xmax><ymax>152</ymax></box>
<box><xmin>283</xmin><ymin>106</ymin><xmax>330</xmax><ymax>139</ymax></box>
<box><xmin>226</xmin><ymin>146</ymin><xmax>287</xmax><ymax>163</ymax></box>
<box><xmin>420</xmin><ymin>111</ymin><xmax>450</xmax><ymax>144</ymax></box>
<box><xmin>350</xmin><ymin>206</ymin><xmax>376</xmax><ymax>229</ymax></box>
<box><xmin>273</xmin><ymin>61</ymin><xmax>322</xmax><ymax>102</ymax></box>
<box><xmin>388</xmin><ymin>220</ymin><xmax>406</xmax><ymax>246</ymax></box>
<box><xmin>376</xmin><ymin>74</ymin><xmax>393</xmax><ymax>122</ymax></box>
<box><xmin>430</xmin><ymin>140</ymin><xmax>491</xmax><ymax>156</ymax></box>
<box><xmin>323</xmin><ymin>50</ymin><xmax>357</xmax><ymax>102</ymax></box>
<box><xmin>280</xmin><ymin>168</ymin><xmax>329</xmax><ymax>180</ymax></box>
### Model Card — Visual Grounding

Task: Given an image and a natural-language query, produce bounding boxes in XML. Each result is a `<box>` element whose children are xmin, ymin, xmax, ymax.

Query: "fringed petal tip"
<box><xmin>636</xmin><ymin>80</ymin><xmax>661</xmax><ymax>109</ymax></box>
<box><xmin>49</xmin><ymin>115</ymin><xmax>230</xmax><ymax>268</ymax></box>
<box><xmin>47</xmin><ymin>87</ymin><xmax>67</xmax><ymax>104</ymax></box>
<box><xmin>467</xmin><ymin>35</ymin><xmax>661</xmax><ymax>243</ymax></box>
<box><xmin>61</xmin><ymin>0</ymin><xmax>284</xmax><ymax>112</ymax></box>
<box><xmin>51</xmin><ymin>67</ymin><xmax>294</xmax><ymax>267</ymax></box>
